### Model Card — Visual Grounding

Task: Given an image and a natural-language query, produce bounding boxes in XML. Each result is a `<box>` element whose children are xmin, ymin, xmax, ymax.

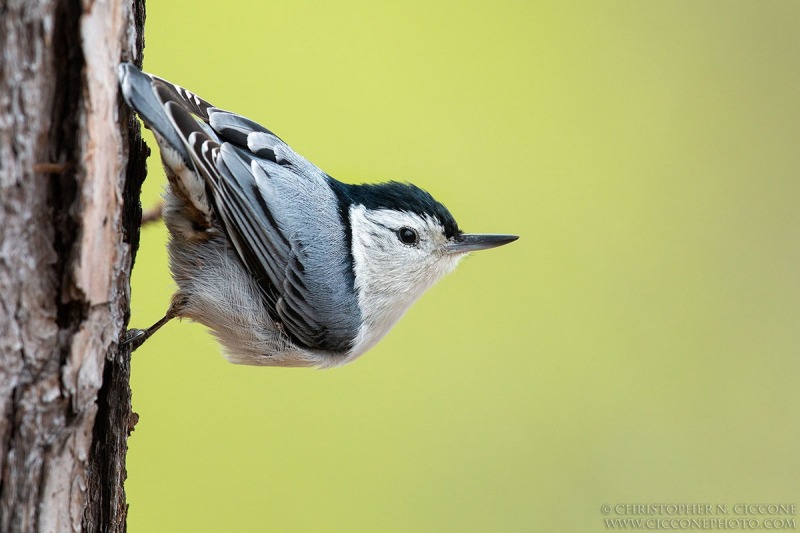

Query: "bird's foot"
<box><xmin>122</xmin><ymin>328</ymin><xmax>149</xmax><ymax>351</ymax></box>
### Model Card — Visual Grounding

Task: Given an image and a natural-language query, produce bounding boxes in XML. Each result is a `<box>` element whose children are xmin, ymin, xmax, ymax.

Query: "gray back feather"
<box><xmin>118</xmin><ymin>63</ymin><xmax>361</xmax><ymax>352</ymax></box>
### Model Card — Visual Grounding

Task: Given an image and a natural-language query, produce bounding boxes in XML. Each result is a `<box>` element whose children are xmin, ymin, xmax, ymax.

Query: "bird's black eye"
<box><xmin>397</xmin><ymin>227</ymin><xmax>419</xmax><ymax>246</ymax></box>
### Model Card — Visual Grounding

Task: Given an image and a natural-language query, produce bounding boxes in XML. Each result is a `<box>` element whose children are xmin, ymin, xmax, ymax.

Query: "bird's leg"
<box><xmin>33</xmin><ymin>161</ymin><xmax>73</xmax><ymax>174</ymax></box>
<box><xmin>123</xmin><ymin>298</ymin><xmax>183</xmax><ymax>351</ymax></box>
<box><xmin>141</xmin><ymin>201</ymin><xmax>164</xmax><ymax>226</ymax></box>
<box><xmin>123</xmin><ymin>314</ymin><xmax>173</xmax><ymax>351</ymax></box>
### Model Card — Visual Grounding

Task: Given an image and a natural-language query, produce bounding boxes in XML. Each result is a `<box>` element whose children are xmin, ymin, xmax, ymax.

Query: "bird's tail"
<box><xmin>118</xmin><ymin>62</ymin><xmax>217</xmax><ymax>232</ymax></box>
<box><xmin>117</xmin><ymin>62</ymin><xmax>214</xmax><ymax>165</ymax></box>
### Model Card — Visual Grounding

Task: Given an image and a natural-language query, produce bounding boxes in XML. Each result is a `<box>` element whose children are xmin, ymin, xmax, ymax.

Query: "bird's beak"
<box><xmin>445</xmin><ymin>233</ymin><xmax>519</xmax><ymax>254</ymax></box>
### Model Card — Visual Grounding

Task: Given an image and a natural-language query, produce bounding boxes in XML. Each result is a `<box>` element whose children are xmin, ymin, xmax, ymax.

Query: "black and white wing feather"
<box><xmin>118</xmin><ymin>63</ymin><xmax>361</xmax><ymax>353</ymax></box>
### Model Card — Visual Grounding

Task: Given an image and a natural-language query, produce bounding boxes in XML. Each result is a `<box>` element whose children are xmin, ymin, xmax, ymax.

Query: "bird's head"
<box><xmin>342</xmin><ymin>182</ymin><xmax>517</xmax><ymax>351</ymax></box>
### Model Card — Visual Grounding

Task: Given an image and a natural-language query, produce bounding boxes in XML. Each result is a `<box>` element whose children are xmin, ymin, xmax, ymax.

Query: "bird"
<box><xmin>118</xmin><ymin>62</ymin><xmax>518</xmax><ymax>368</ymax></box>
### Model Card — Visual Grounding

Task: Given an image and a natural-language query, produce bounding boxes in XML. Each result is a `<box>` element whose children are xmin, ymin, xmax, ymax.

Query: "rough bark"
<box><xmin>0</xmin><ymin>0</ymin><xmax>147</xmax><ymax>531</ymax></box>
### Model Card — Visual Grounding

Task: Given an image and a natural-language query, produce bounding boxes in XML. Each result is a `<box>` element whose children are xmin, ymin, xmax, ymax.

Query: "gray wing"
<box><xmin>119</xmin><ymin>63</ymin><xmax>361</xmax><ymax>352</ymax></box>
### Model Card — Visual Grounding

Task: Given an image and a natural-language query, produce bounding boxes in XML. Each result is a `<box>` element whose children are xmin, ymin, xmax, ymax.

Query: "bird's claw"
<box><xmin>122</xmin><ymin>328</ymin><xmax>148</xmax><ymax>351</ymax></box>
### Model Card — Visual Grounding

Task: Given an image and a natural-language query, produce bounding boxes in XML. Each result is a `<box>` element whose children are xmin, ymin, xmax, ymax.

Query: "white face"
<box><xmin>346</xmin><ymin>205</ymin><xmax>466</xmax><ymax>358</ymax></box>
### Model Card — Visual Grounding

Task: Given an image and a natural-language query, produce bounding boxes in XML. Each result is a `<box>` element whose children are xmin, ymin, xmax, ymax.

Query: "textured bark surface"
<box><xmin>0</xmin><ymin>0</ymin><xmax>147</xmax><ymax>531</ymax></box>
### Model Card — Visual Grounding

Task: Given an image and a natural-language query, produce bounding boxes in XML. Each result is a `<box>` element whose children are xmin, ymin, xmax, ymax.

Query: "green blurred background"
<box><xmin>128</xmin><ymin>1</ymin><xmax>800</xmax><ymax>531</ymax></box>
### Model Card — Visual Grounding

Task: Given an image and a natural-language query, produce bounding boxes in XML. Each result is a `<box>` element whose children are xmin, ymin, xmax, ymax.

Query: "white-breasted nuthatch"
<box><xmin>119</xmin><ymin>63</ymin><xmax>517</xmax><ymax>367</ymax></box>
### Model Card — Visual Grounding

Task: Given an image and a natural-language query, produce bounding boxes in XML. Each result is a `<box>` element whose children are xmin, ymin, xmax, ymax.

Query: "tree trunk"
<box><xmin>0</xmin><ymin>0</ymin><xmax>147</xmax><ymax>531</ymax></box>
